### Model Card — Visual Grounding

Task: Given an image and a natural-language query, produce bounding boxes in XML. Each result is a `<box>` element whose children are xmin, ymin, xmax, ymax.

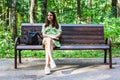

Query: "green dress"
<box><xmin>41</xmin><ymin>24</ymin><xmax>62</xmax><ymax>47</ymax></box>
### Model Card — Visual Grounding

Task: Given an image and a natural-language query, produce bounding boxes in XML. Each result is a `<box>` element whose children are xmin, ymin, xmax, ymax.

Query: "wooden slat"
<box><xmin>21</xmin><ymin>23</ymin><xmax>103</xmax><ymax>27</ymax></box>
<box><xmin>59</xmin><ymin>45</ymin><xmax>109</xmax><ymax>50</ymax></box>
<box><xmin>62</xmin><ymin>31</ymin><xmax>103</xmax><ymax>35</ymax></box>
<box><xmin>61</xmin><ymin>35</ymin><xmax>104</xmax><ymax>39</ymax></box>
<box><xmin>16</xmin><ymin>44</ymin><xmax>109</xmax><ymax>50</ymax></box>
<box><xmin>62</xmin><ymin>27</ymin><xmax>103</xmax><ymax>31</ymax></box>
<box><xmin>61</xmin><ymin>36</ymin><xmax>104</xmax><ymax>40</ymax></box>
<box><xmin>60</xmin><ymin>39</ymin><xmax>105</xmax><ymax>44</ymax></box>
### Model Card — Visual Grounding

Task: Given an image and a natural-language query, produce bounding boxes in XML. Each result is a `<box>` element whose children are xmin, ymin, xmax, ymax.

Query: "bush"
<box><xmin>103</xmin><ymin>18</ymin><xmax>120</xmax><ymax>44</ymax></box>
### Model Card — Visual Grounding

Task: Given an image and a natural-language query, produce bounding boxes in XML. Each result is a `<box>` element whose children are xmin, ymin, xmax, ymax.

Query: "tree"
<box><xmin>0</xmin><ymin>0</ymin><xmax>11</xmax><ymax>28</ymax></box>
<box><xmin>118</xmin><ymin>0</ymin><xmax>120</xmax><ymax>17</ymax></box>
<box><xmin>41</xmin><ymin>0</ymin><xmax>47</xmax><ymax>22</ymax></box>
<box><xmin>87</xmin><ymin>0</ymin><xmax>92</xmax><ymax>23</ymax></box>
<box><xmin>88</xmin><ymin>0</ymin><xmax>92</xmax><ymax>7</ymax></box>
<box><xmin>111</xmin><ymin>0</ymin><xmax>117</xmax><ymax>17</ymax></box>
<box><xmin>11</xmin><ymin>0</ymin><xmax>17</xmax><ymax>40</ymax></box>
<box><xmin>29</xmin><ymin>0</ymin><xmax>37</xmax><ymax>23</ymax></box>
<box><xmin>77</xmin><ymin>0</ymin><xmax>81</xmax><ymax>23</ymax></box>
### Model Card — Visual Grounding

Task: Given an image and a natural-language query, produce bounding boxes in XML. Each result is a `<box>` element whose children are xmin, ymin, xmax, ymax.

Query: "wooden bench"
<box><xmin>14</xmin><ymin>23</ymin><xmax>112</xmax><ymax>69</ymax></box>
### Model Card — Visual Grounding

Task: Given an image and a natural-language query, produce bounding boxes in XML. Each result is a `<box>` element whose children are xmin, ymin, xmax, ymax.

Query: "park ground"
<box><xmin>0</xmin><ymin>58</ymin><xmax>120</xmax><ymax>80</ymax></box>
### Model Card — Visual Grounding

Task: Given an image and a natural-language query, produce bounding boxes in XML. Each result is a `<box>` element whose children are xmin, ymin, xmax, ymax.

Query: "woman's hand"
<box><xmin>42</xmin><ymin>33</ymin><xmax>61</xmax><ymax>40</ymax></box>
<box><xmin>42</xmin><ymin>33</ymin><xmax>51</xmax><ymax>38</ymax></box>
<box><xmin>51</xmin><ymin>36</ymin><xmax>59</xmax><ymax>40</ymax></box>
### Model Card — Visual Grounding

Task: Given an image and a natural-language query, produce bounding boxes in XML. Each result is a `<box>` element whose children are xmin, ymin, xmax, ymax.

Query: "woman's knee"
<box><xmin>45</xmin><ymin>37</ymin><xmax>52</xmax><ymax>41</ymax></box>
<box><xmin>45</xmin><ymin>37</ymin><xmax>53</xmax><ymax>44</ymax></box>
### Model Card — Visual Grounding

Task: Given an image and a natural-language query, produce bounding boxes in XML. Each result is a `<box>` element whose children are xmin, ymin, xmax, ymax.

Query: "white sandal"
<box><xmin>50</xmin><ymin>60</ymin><xmax>56</xmax><ymax>69</ymax></box>
<box><xmin>45</xmin><ymin>67</ymin><xmax>51</xmax><ymax>75</ymax></box>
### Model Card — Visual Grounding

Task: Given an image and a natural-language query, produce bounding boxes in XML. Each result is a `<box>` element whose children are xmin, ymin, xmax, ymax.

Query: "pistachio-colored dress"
<box><xmin>41</xmin><ymin>24</ymin><xmax>62</xmax><ymax>47</ymax></box>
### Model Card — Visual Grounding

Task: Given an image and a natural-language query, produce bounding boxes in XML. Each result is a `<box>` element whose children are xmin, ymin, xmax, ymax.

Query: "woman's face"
<box><xmin>47</xmin><ymin>12</ymin><xmax>54</xmax><ymax>22</ymax></box>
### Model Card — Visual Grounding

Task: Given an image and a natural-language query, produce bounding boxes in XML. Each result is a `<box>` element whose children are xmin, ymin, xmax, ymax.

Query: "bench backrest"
<box><xmin>21</xmin><ymin>23</ymin><xmax>104</xmax><ymax>45</ymax></box>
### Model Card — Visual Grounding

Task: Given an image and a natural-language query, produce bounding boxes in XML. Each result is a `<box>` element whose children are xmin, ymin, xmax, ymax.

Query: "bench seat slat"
<box><xmin>16</xmin><ymin>45</ymin><xmax>43</xmax><ymax>50</ymax></box>
<box><xmin>59</xmin><ymin>45</ymin><xmax>110</xmax><ymax>50</ymax></box>
<box><xmin>16</xmin><ymin>44</ymin><xmax>109</xmax><ymax>50</ymax></box>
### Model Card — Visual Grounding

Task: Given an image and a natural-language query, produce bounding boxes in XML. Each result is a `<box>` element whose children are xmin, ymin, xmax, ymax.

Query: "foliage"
<box><xmin>0</xmin><ymin>29</ymin><xmax>14</xmax><ymax>57</ymax></box>
<box><xmin>104</xmin><ymin>18</ymin><xmax>120</xmax><ymax>43</ymax></box>
<box><xmin>0</xmin><ymin>0</ymin><xmax>120</xmax><ymax>58</ymax></box>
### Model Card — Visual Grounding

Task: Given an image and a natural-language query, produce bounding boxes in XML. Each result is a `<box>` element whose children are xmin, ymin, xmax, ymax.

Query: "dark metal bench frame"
<box><xmin>14</xmin><ymin>23</ymin><xmax>112</xmax><ymax>69</ymax></box>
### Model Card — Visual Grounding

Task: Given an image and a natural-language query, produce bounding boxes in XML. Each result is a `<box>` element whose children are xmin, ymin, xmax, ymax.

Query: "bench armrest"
<box><xmin>105</xmin><ymin>38</ymin><xmax>112</xmax><ymax>48</ymax></box>
<box><xmin>14</xmin><ymin>37</ymin><xmax>20</xmax><ymax>48</ymax></box>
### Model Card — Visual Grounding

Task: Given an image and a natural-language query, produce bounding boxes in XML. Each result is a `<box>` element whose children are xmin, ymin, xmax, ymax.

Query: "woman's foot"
<box><xmin>50</xmin><ymin>60</ymin><xmax>56</xmax><ymax>69</ymax></box>
<box><xmin>45</xmin><ymin>67</ymin><xmax>51</xmax><ymax>75</ymax></box>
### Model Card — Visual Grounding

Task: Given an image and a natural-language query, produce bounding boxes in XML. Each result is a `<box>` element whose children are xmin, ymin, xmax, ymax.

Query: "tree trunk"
<box><xmin>87</xmin><ymin>0</ymin><xmax>92</xmax><ymax>23</ymax></box>
<box><xmin>9</xmin><ymin>9</ymin><xmax>12</xmax><ymax>27</ymax></box>
<box><xmin>118</xmin><ymin>0</ymin><xmax>120</xmax><ymax>17</ymax></box>
<box><xmin>77</xmin><ymin>0</ymin><xmax>81</xmax><ymax>23</ymax></box>
<box><xmin>41</xmin><ymin>0</ymin><xmax>47</xmax><ymax>22</ymax></box>
<box><xmin>30</xmin><ymin>0</ymin><xmax>35</xmax><ymax>23</ymax></box>
<box><xmin>88</xmin><ymin>0</ymin><xmax>92</xmax><ymax>8</ymax></box>
<box><xmin>111</xmin><ymin>0</ymin><xmax>117</xmax><ymax>17</ymax></box>
<box><xmin>0</xmin><ymin>6</ymin><xmax>2</xmax><ymax>17</ymax></box>
<box><xmin>29</xmin><ymin>0</ymin><xmax>37</xmax><ymax>23</ymax></box>
<box><xmin>6</xmin><ymin>8</ymin><xmax>9</xmax><ymax>26</ymax></box>
<box><xmin>5</xmin><ymin>0</ymin><xmax>10</xmax><ymax>28</ymax></box>
<box><xmin>34</xmin><ymin>0</ymin><xmax>38</xmax><ymax>22</ymax></box>
<box><xmin>11</xmin><ymin>0</ymin><xmax>17</xmax><ymax>41</ymax></box>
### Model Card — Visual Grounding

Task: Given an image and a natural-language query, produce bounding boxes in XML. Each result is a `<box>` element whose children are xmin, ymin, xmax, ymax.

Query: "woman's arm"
<box><xmin>51</xmin><ymin>32</ymin><xmax>62</xmax><ymax>40</ymax></box>
<box><xmin>52</xmin><ymin>24</ymin><xmax>62</xmax><ymax>39</ymax></box>
<box><xmin>42</xmin><ymin>33</ymin><xmax>51</xmax><ymax>38</ymax></box>
<box><xmin>54</xmin><ymin>32</ymin><xmax>62</xmax><ymax>38</ymax></box>
<box><xmin>42</xmin><ymin>24</ymin><xmax>52</xmax><ymax>38</ymax></box>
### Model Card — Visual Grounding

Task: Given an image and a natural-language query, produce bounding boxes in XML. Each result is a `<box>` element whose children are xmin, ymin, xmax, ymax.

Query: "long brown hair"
<box><xmin>45</xmin><ymin>11</ymin><xmax>59</xmax><ymax>29</ymax></box>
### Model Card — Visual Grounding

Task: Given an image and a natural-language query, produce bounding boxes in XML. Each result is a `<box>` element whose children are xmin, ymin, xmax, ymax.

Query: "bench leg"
<box><xmin>14</xmin><ymin>49</ymin><xmax>17</xmax><ymax>69</ymax></box>
<box><xmin>109</xmin><ymin>49</ymin><xmax>112</xmax><ymax>68</ymax></box>
<box><xmin>19</xmin><ymin>50</ymin><xmax>22</xmax><ymax>63</ymax></box>
<box><xmin>104</xmin><ymin>50</ymin><xmax>107</xmax><ymax>63</ymax></box>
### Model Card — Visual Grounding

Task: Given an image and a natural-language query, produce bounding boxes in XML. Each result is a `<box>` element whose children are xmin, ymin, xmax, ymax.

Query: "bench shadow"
<box><xmin>51</xmin><ymin>63</ymin><xmax>102</xmax><ymax>74</ymax></box>
<box><xmin>16</xmin><ymin>59</ymin><xmax>116</xmax><ymax>73</ymax></box>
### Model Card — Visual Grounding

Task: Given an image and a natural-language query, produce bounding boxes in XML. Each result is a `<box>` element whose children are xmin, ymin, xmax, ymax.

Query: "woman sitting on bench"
<box><xmin>41</xmin><ymin>11</ymin><xmax>62</xmax><ymax>75</ymax></box>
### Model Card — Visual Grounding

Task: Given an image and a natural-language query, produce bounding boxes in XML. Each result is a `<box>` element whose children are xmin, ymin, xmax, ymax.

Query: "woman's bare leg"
<box><xmin>44</xmin><ymin>37</ymin><xmax>55</xmax><ymax>68</ymax></box>
<box><xmin>45</xmin><ymin>46</ymin><xmax>50</xmax><ymax>68</ymax></box>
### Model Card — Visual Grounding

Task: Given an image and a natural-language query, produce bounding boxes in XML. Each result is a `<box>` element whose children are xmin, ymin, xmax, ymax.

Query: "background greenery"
<box><xmin>0</xmin><ymin>0</ymin><xmax>120</xmax><ymax>58</ymax></box>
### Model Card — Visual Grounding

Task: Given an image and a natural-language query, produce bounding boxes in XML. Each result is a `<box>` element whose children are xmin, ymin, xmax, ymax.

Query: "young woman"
<box><xmin>41</xmin><ymin>11</ymin><xmax>62</xmax><ymax>74</ymax></box>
